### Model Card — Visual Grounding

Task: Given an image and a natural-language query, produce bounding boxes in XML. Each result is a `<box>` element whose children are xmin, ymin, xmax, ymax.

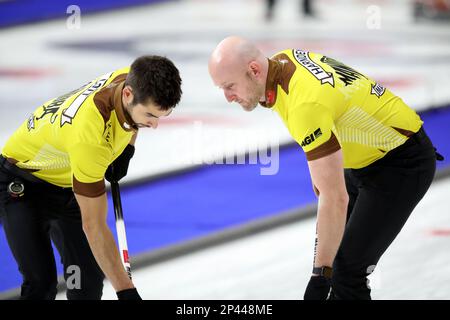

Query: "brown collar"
<box><xmin>113</xmin><ymin>81</ymin><xmax>138</xmax><ymax>132</ymax></box>
<box><xmin>260</xmin><ymin>55</ymin><xmax>296</xmax><ymax>108</ymax></box>
<box><xmin>260</xmin><ymin>58</ymin><xmax>284</xmax><ymax>108</ymax></box>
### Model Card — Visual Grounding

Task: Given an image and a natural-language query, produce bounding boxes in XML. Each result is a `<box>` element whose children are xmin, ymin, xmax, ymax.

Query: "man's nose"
<box><xmin>224</xmin><ymin>90</ymin><xmax>235</xmax><ymax>103</ymax></box>
<box><xmin>151</xmin><ymin>117</ymin><xmax>159</xmax><ymax>129</ymax></box>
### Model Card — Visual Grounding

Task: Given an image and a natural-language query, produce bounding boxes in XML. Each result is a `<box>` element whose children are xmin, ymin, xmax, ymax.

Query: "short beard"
<box><xmin>124</xmin><ymin>101</ymin><xmax>138</xmax><ymax>128</ymax></box>
<box><xmin>244</xmin><ymin>74</ymin><xmax>263</xmax><ymax>111</ymax></box>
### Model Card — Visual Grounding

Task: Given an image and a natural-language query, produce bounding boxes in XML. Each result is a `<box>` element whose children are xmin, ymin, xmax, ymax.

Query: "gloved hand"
<box><xmin>116</xmin><ymin>288</ymin><xmax>142</xmax><ymax>300</ymax></box>
<box><xmin>304</xmin><ymin>275</ymin><xmax>332</xmax><ymax>300</ymax></box>
<box><xmin>105</xmin><ymin>144</ymin><xmax>135</xmax><ymax>183</ymax></box>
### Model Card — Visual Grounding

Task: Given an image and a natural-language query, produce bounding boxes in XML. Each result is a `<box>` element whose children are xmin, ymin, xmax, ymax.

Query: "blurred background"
<box><xmin>0</xmin><ymin>0</ymin><xmax>449</xmax><ymax>299</ymax></box>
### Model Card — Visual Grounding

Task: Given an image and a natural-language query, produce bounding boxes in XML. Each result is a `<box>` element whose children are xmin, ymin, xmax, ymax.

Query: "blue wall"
<box><xmin>0</xmin><ymin>0</ymin><xmax>172</xmax><ymax>28</ymax></box>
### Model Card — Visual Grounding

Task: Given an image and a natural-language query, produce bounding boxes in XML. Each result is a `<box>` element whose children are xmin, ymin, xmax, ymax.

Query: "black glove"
<box><xmin>116</xmin><ymin>288</ymin><xmax>142</xmax><ymax>300</ymax></box>
<box><xmin>304</xmin><ymin>275</ymin><xmax>332</xmax><ymax>300</ymax></box>
<box><xmin>105</xmin><ymin>144</ymin><xmax>135</xmax><ymax>183</ymax></box>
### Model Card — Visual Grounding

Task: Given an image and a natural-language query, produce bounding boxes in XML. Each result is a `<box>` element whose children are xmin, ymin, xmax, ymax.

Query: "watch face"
<box><xmin>8</xmin><ymin>181</ymin><xmax>25</xmax><ymax>196</ymax></box>
<box><xmin>11</xmin><ymin>184</ymin><xmax>23</xmax><ymax>192</ymax></box>
<box><xmin>322</xmin><ymin>267</ymin><xmax>333</xmax><ymax>278</ymax></box>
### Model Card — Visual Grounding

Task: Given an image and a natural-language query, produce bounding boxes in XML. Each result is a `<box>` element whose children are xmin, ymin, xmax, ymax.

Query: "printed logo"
<box><xmin>370</xmin><ymin>82</ymin><xmax>386</xmax><ymax>98</ymax></box>
<box><xmin>293</xmin><ymin>50</ymin><xmax>334</xmax><ymax>87</ymax></box>
<box><xmin>37</xmin><ymin>104</ymin><xmax>62</xmax><ymax>124</ymax></box>
<box><xmin>35</xmin><ymin>93</ymin><xmax>75</xmax><ymax>124</ymax></box>
<box><xmin>103</xmin><ymin>121</ymin><xmax>112</xmax><ymax>143</ymax></box>
<box><xmin>34</xmin><ymin>83</ymin><xmax>88</xmax><ymax>124</ymax></box>
<box><xmin>320</xmin><ymin>56</ymin><xmax>367</xmax><ymax>86</ymax></box>
<box><xmin>27</xmin><ymin>114</ymin><xmax>35</xmax><ymax>131</ymax></box>
<box><xmin>301</xmin><ymin>128</ymin><xmax>323</xmax><ymax>147</ymax></box>
<box><xmin>60</xmin><ymin>72</ymin><xmax>113</xmax><ymax>127</ymax></box>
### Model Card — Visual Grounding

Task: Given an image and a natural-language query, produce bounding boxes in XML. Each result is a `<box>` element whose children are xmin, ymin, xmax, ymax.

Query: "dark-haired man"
<box><xmin>0</xmin><ymin>56</ymin><xmax>182</xmax><ymax>300</ymax></box>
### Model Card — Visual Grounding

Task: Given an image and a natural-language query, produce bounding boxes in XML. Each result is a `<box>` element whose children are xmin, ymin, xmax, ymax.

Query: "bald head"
<box><xmin>208</xmin><ymin>36</ymin><xmax>269</xmax><ymax>112</ymax></box>
<box><xmin>209</xmin><ymin>36</ymin><xmax>265</xmax><ymax>76</ymax></box>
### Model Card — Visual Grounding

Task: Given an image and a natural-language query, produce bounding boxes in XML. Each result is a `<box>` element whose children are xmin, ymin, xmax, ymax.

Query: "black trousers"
<box><xmin>331</xmin><ymin>127</ymin><xmax>437</xmax><ymax>299</ymax></box>
<box><xmin>0</xmin><ymin>158</ymin><xmax>104</xmax><ymax>300</ymax></box>
<box><xmin>266</xmin><ymin>0</ymin><xmax>313</xmax><ymax>15</ymax></box>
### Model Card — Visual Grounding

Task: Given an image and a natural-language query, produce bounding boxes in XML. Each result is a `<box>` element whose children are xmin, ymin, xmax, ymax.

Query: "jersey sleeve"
<box><xmin>69</xmin><ymin>142</ymin><xmax>110</xmax><ymax>197</ymax></box>
<box><xmin>67</xmin><ymin>103</ymin><xmax>112</xmax><ymax>197</ymax></box>
<box><xmin>288</xmin><ymin>102</ymin><xmax>341</xmax><ymax>161</ymax></box>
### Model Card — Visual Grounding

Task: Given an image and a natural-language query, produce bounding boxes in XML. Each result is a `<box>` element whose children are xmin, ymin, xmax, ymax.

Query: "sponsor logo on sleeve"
<box><xmin>301</xmin><ymin>128</ymin><xmax>323</xmax><ymax>147</ymax></box>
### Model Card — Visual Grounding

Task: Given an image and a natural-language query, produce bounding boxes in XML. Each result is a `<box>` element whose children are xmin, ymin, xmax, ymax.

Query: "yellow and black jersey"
<box><xmin>1</xmin><ymin>67</ymin><xmax>137</xmax><ymax>197</ymax></box>
<box><xmin>260</xmin><ymin>49</ymin><xmax>423</xmax><ymax>169</ymax></box>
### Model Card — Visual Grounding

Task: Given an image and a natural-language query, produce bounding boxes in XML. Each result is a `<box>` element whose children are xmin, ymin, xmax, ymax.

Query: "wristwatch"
<box><xmin>312</xmin><ymin>266</ymin><xmax>333</xmax><ymax>278</ymax></box>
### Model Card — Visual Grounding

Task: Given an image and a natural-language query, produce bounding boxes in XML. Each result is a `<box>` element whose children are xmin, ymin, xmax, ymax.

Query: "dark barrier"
<box><xmin>0</xmin><ymin>0</ymin><xmax>173</xmax><ymax>28</ymax></box>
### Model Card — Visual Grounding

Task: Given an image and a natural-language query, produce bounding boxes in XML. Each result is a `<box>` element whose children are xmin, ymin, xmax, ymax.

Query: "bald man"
<box><xmin>209</xmin><ymin>37</ymin><xmax>441</xmax><ymax>300</ymax></box>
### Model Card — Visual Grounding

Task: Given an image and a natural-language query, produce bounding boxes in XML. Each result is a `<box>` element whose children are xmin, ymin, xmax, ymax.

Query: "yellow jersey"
<box><xmin>1</xmin><ymin>67</ymin><xmax>137</xmax><ymax>197</ymax></box>
<box><xmin>261</xmin><ymin>49</ymin><xmax>423</xmax><ymax>168</ymax></box>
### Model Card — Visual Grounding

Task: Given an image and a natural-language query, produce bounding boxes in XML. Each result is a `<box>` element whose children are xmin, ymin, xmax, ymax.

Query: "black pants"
<box><xmin>0</xmin><ymin>159</ymin><xmax>104</xmax><ymax>300</ymax></box>
<box><xmin>266</xmin><ymin>0</ymin><xmax>313</xmax><ymax>15</ymax></box>
<box><xmin>331</xmin><ymin>127</ymin><xmax>437</xmax><ymax>299</ymax></box>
